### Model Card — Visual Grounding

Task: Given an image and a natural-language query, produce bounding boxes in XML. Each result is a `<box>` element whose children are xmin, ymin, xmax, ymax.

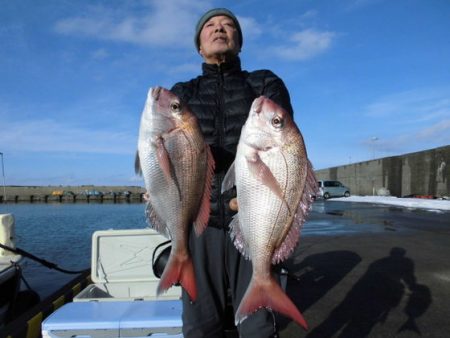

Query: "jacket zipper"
<box><xmin>217</xmin><ymin>64</ymin><xmax>226</xmax><ymax>227</ymax></box>
<box><xmin>217</xmin><ymin>63</ymin><xmax>225</xmax><ymax>148</ymax></box>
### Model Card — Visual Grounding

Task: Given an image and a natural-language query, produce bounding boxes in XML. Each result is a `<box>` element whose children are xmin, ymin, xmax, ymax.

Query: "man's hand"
<box><xmin>229</xmin><ymin>197</ymin><xmax>238</xmax><ymax>211</ymax></box>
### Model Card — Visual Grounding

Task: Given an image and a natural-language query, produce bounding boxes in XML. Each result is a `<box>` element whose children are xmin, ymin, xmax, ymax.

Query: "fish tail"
<box><xmin>157</xmin><ymin>253</ymin><xmax>197</xmax><ymax>301</ymax></box>
<box><xmin>235</xmin><ymin>276</ymin><xmax>308</xmax><ymax>331</ymax></box>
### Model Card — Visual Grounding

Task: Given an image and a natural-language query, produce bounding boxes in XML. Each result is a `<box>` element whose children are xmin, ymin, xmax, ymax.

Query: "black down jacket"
<box><xmin>171</xmin><ymin>57</ymin><xmax>293</xmax><ymax>229</ymax></box>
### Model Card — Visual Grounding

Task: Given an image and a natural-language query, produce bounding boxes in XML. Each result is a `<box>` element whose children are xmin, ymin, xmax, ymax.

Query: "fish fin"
<box><xmin>155</xmin><ymin>137</ymin><xmax>174</xmax><ymax>183</ymax></box>
<box><xmin>157</xmin><ymin>253</ymin><xmax>197</xmax><ymax>301</ymax></box>
<box><xmin>229</xmin><ymin>215</ymin><xmax>251</xmax><ymax>260</ymax></box>
<box><xmin>134</xmin><ymin>151</ymin><xmax>142</xmax><ymax>176</ymax></box>
<box><xmin>221</xmin><ymin>161</ymin><xmax>236</xmax><ymax>193</ymax></box>
<box><xmin>294</xmin><ymin>160</ymin><xmax>317</xmax><ymax>225</ymax></box>
<box><xmin>145</xmin><ymin>202</ymin><xmax>170</xmax><ymax>238</ymax></box>
<box><xmin>305</xmin><ymin>160</ymin><xmax>320</xmax><ymax>199</ymax></box>
<box><xmin>235</xmin><ymin>276</ymin><xmax>308</xmax><ymax>330</ymax></box>
<box><xmin>246</xmin><ymin>153</ymin><xmax>291</xmax><ymax>215</ymax></box>
<box><xmin>155</xmin><ymin>137</ymin><xmax>182</xmax><ymax>200</ymax></box>
<box><xmin>193</xmin><ymin>145</ymin><xmax>215</xmax><ymax>236</ymax></box>
<box><xmin>272</xmin><ymin>160</ymin><xmax>317</xmax><ymax>264</ymax></box>
<box><xmin>272</xmin><ymin>224</ymin><xmax>300</xmax><ymax>264</ymax></box>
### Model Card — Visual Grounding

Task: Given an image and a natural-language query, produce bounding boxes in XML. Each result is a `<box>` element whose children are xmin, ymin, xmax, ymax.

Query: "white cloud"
<box><xmin>91</xmin><ymin>48</ymin><xmax>109</xmax><ymax>60</ymax></box>
<box><xmin>363</xmin><ymin>87</ymin><xmax>450</xmax><ymax>123</ymax></box>
<box><xmin>237</xmin><ymin>16</ymin><xmax>263</xmax><ymax>40</ymax></box>
<box><xmin>415</xmin><ymin>119</ymin><xmax>450</xmax><ymax>142</ymax></box>
<box><xmin>344</xmin><ymin>0</ymin><xmax>385</xmax><ymax>12</ymax></box>
<box><xmin>300</xmin><ymin>10</ymin><xmax>319</xmax><ymax>21</ymax></box>
<box><xmin>361</xmin><ymin>119</ymin><xmax>450</xmax><ymax>156</ymax></box>
<box><xmin>357</xmin><ymin>87</ymin><xmax>450</xmax><ymax>156</ymax></box>
<box><xmin>53</xmin><ymin>3</ymin><xmax>332</xmax><ymax>63</ymax></box>
<box><xmin>1</xmin><ymin>118</ymin><xmax>136</xmax><ymax>155</ymax></box>
<box><xmin>54</xmin><ymin>1</ymin><xmax>211</xmax><ymax>48</ymax></box>
<box><xmin>274</xmin><ymin>29</ymin><xmax>336</xmax><ymax>61</ymax></box>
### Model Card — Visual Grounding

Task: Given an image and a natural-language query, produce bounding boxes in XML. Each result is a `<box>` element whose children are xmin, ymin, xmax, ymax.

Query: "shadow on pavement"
<box><xmin>304</xmin><ymin>247</ymin><xmax>432</xmax><ymax>338</ymax></box>
<box><xmin>277</xmin><ymin>250</ymin><xmax>362</xmax><ymax>330</ymax></box>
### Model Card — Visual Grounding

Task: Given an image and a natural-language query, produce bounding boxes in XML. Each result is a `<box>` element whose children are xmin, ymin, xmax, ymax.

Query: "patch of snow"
<box><xmin>328</xmin><ymin>196</ymin><xmax>450</xmax><ymax>211</ymax></box>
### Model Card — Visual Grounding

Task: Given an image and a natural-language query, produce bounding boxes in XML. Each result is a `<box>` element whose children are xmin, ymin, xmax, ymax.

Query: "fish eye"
<box><xmin>170</xmin><ymin>101</ymin><xmax>181</xmax><ymax>112</ymax></box>
<box><xmin>271</xmin><ymin>116</ymin><xmax>284</xmax><ymax>128</ymax></box>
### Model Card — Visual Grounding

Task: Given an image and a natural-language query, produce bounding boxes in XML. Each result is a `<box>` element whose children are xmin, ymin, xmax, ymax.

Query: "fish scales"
<box><xmin>236</xmin><ymin>145</ymin><xmax>307</xmax><ymax>263</ymax></box>
<box><xmin>144</xmin><ymin>122</ymin><xmax>207</xmax><ymax>234</ymax></box>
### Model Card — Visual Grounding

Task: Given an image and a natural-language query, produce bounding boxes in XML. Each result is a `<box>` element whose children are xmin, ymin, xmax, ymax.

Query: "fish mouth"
<box><xmin>244</xmin><ymin>96</ymin><xmax>280</xmax><ymax>151</ymax></box>
<box><xmin>252</xmin><ymin>96</ymin><xmax>282</xmax><ymax>116</ymax></box>
<box><xmin>152</xmin><ymin>87</ymin><xmax>162</xmax><ymax>101</ymax></box>
<box><xmin>252</xmin><ymin>97</ymin><xmax>265</xmax><ymax>114</ymax></box>
<box><xmin>143</xmin><ymin>87</ymin><xmax>176</xmax><ymax>132</ymax></box>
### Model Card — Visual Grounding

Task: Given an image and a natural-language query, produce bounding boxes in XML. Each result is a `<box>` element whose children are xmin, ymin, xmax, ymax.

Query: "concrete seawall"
<box><xmin>1</xmin><ymin>145</ymin><xmax>449</xmax><ymax>203</ymax></box>
<box><xmin>315</xmin><ymin>145</ymin><xmax>450</xmax><ymax>197</ymax></box>
<box><xmin>0</xmin><ymin>185</ymin><xmax>146</xmax><ymax>204</ymax></box>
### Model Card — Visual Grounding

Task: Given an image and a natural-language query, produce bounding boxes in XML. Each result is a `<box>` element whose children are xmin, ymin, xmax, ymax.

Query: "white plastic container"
<box><xmin>75</xmin><ymin>228</ymin><xmax>181</xmax><ymax>301</ymax></box>
<box><xmin>41</xmin><ymin>300</ymin><xmax>183</xmax><ymax>337</ymax></box>
<box><xmin>42</xmin><ymin>228</ymin><xmax>183</xmax><ymax>337</ymax></box>
<box><xmin>0</xmin><ymin>213</ymin><xmax>22</xmax><ymax>280</ymax></box>
<box><xmin>0</xmin><ymin>213</ymin><xmax>17</xmax><ymax>257</ymax></box>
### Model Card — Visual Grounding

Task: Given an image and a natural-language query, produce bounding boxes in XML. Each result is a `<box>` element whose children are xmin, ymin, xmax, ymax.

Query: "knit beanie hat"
<box><xmin>194</xmin><ymin>8</ymin><xmax>243</xmax><ymax>51</ymax></box>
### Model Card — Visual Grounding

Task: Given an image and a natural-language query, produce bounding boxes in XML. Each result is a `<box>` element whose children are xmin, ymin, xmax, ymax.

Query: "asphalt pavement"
<box><xmin>276</xmin><ymin>200</ymin><xmax>450</xmax><ymax>338</ymax></box>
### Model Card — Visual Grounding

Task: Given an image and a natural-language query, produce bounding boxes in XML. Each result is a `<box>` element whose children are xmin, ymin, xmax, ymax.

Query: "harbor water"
<box><xmin>0</xmin><ymin>200</ymin><xmax>397</xmax><ymax>300</ymax></box>
<box><xmin>0</xmin><ymin>203</ymin><xmax>148</xmax><ymax>299</ymax></box>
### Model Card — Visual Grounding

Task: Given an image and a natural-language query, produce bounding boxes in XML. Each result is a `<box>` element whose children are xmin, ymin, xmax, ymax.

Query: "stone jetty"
<box><xmin>0</xmin><ymin>185</ymin><xmax>146</xmax><ymax>204</ymax></box>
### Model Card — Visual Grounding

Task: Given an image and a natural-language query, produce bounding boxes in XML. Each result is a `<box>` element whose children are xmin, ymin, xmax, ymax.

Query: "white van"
<box><xmin>318</xmin><ymin>180</ymin><xmax>351</xmax><ymax>199</ymax></box>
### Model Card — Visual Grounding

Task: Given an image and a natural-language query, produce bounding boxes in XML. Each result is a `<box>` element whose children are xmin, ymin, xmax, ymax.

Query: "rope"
<box><xmin>0</xmin><ymin>242</ymin><xmax>88</xmax><ymax>274</ymax></box>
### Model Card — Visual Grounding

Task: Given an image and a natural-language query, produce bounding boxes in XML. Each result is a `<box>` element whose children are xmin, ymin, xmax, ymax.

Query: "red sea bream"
<box><xmin>136</xmin><ymin>86</ymin><xmax>215</xmax><ymax>301</ymax></box>
<box><xmin>222</xmin><ymin>96</ymin><xmax>317</xmax><ymax>330</ymax></box>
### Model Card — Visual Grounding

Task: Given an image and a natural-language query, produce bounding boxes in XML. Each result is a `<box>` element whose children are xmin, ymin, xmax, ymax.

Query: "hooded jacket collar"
<box><xmin>202</xmin><ymin>57</ymin><xmax>242</xmax><ymax>76</ymax></box>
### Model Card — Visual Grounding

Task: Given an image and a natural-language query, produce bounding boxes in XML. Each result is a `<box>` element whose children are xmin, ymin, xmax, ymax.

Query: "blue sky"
<box><xmin>1</xmin><ymin>0</ymin><xmax>449</xmax><ymax>186</ymax></box>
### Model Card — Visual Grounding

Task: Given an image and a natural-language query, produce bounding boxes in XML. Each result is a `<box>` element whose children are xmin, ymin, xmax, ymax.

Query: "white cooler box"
<box><xmin>76</xmin><ymin>228</ymin><xmax>181</xmax><ymax>301</ymax></box>
<box><xmin>42</xmin><ymin>228</ymin><xmax>183</xmax><ymax>337</ymax></box>
<box><xmin>41</xmin><ymin>300</ymin><xmax>183</xmax><ymax>337</ymax></box>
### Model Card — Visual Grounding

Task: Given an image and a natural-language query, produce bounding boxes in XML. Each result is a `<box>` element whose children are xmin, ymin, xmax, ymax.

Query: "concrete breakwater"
<box><xmin>0</xmin><ymin>185</ymin><xmax>146</xmax><ymax>204</ymax></box>
<box><xmin>315</xmin><ymin>145</ymin><xmax>450</xmax><ymax>197</ymax></box>
<box><xmin>2</xmin><ymin>145</ymin><xmax>448</xmax><ymax>203</ymax></box>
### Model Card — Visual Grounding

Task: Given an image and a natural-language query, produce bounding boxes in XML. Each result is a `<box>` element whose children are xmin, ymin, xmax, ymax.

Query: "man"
<box><xmin>171</xmin><ymin>8</ymin><xmax>294</xmax><ymax>338</ymax></box>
